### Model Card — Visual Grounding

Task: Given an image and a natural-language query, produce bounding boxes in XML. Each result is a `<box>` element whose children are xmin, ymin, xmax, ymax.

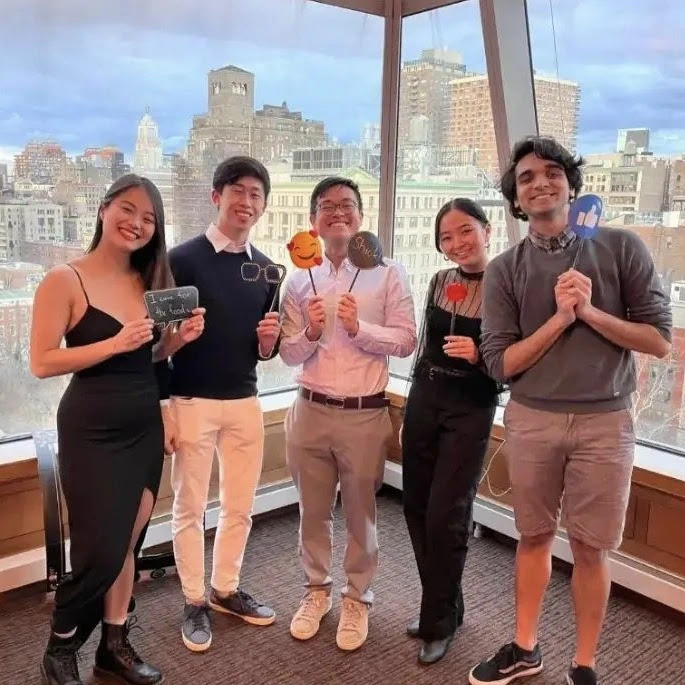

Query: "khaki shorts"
<box><xmin>504</xmin><ymin>400</ymin><xmax>635</xmax><ymax>551</ymax></box>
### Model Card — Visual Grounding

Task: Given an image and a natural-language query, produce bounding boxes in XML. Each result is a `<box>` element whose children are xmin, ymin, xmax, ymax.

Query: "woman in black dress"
<box><xmin>30</xmin><ymin>174</ymin><xmax>204</xmax><ymax>685</ymax></box>
<box><xmin>402</xmin><ymin>198</ymin><xmax>499</xmax><ymax>665</ymax></box>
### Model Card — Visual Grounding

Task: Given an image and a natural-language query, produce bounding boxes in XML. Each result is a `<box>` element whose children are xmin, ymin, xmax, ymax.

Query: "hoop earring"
<box><xmin>485</xmin><ymin>241</ymin><xmax>491</xmax><ymax>249</ymax></box>
<box><xmin>443</xmin><ymin>253</ymin><xmax>450</xmax><ymax>262</ymax></box>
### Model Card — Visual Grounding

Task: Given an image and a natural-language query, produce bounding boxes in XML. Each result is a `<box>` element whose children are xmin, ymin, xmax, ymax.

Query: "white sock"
<box><xmin>53</xmin><ymin>627</ymin><xmax>77</xmax><ymax>639</ymax></box>
<box><xmin>103</xmin><ymin>618</ymin><xmax>127</xmax><ymax>626</ymax></box>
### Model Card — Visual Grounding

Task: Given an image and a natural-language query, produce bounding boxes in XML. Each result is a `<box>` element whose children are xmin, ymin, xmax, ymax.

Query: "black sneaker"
<box><xmin>567</xmin><ymin>664</ymin><xmax>598</xmax><ymax>685</ymax></box>
<box><xmin>181</xmin><ymin>604</ymin><xmax>212</xmax><ymax>652</ymax></box>
<box><xmin>469</xmin><ymin>642</ymin><xmax>543</xmax><ymax>685</ymax></box>
<box><xmin>208</xmin><ymin>587</ymin><xmax>276</xmax><ymax>626</ymax></box>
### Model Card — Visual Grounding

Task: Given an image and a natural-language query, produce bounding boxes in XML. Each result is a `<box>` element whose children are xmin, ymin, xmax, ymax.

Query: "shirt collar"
<box><xmin>527</xmin><ymin>225</ymin><xmax>577</xmax><ymax>254</ymax></box>
<box><xmin>322</xmin><ymin>253</ymin><xmax>355</xmax><ymax>275</ymax></box>
<box><xmin>205</xmin><ymin>222</ymin><xmax>252</xmax><ymax>259</ymax></box>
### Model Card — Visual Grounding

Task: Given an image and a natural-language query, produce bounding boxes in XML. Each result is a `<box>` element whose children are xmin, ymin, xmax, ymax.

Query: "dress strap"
<box><xmin>66</xmin><ymin>264</ymin><xmax>90</xmax><ymax>306</ymax></box>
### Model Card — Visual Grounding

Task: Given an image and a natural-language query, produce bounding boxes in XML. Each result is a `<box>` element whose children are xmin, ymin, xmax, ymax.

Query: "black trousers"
<box><xmin>402</xmin><ymin>376</ymin><xmax>496</xmax><ymax>640</ymax></box>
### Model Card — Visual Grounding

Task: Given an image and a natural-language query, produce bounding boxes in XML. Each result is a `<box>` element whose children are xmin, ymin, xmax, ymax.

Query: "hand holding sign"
<box><xmin>446</xmin><ymin>281</ymin><xmax>468</xmax><ymax>335</ymax></box>
<box><xmin>347</xmin><ymin>231</ymin><xmax>386</xmax><ymax>292</ymax></box>
<box><xmin>144</xmin><ymin>286</ymin><xmax>199</xmax><ymax>327</ymax></box>
<box><xmin>177</xmin><ymin>307</ymin><xmax>206</xmax><ymax>344</ymax></box>
<box><xmin>111</xmin><ymin>318</ymin><xmax>155</xmax><ymax>354</ymax></box>
<box><xmin>568</xmin><ymin>194</ymin><xmax>603</xmax><ymax>268</ymax></box>
<box><xmin>287</xmin><ymin>230</ymin><xmax>323</xmax><ymax>295</ymax></box>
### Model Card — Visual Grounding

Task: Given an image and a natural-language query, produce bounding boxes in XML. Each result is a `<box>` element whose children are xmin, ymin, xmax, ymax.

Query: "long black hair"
<box><xmin>88</xmin><ymin>173</ymin><xmax>174</xmax><ymax>290</ymax></box>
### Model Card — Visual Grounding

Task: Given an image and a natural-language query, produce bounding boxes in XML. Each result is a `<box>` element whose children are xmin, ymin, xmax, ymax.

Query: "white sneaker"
<box><xmin>290</xmin><ymin>590</ymin><xmax>333</xmax><ymax>640</ymax></box>
<box><xmin>336</xmin><ymin>597</ymin><xmax>369</xmax><ymax>651</ymax></box>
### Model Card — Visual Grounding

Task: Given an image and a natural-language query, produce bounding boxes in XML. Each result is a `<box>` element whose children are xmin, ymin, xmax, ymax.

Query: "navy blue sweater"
<box><xmin>169</xmin><ymin>235</ymin><xmax>279</xmax><ymax>399</ymax></box>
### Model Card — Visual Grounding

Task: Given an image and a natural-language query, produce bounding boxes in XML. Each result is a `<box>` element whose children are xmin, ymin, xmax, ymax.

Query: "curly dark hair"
<box><xmin>500</xmin><ymin>136</ymin><xmax>584</xmax><ymax>221</ymax></box>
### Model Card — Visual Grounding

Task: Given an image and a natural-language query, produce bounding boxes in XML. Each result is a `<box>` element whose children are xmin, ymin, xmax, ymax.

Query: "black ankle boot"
<box><xmin>94</xmin><ymin>619</ymin><xmax>163</xmax><ymax>685</ymax></box>
<box><xmin>41</xmin><ymin>632</ymin><xmax>83</xmax><ymax>685</ymax></box>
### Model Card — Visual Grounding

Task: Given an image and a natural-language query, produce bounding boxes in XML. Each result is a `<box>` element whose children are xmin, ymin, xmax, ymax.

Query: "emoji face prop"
<box><xmin>287</xmin><ymin>230</ymin><xmax>323</xmax><ymax>269</ymax></box>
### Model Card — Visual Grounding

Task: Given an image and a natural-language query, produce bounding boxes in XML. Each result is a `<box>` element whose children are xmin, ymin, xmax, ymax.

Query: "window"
<box><xmin>0</xmin><ymin>0</ymin><xmax>383</xmax><ymax>436</ymax></box>
<box><xmin>390</xmin><ymin>1</ymin><xmax>497</xmax><ymax>381</ymax></box>
<box><xmin>529</xmin><ymin>0</ymin><xmax>685</xmax><ymax>452</ymax></box>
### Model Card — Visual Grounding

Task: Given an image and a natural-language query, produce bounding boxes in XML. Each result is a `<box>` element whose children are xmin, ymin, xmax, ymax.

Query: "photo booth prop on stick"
<box><xmin>287</xmin><ymin>230</ymin><xmax>323</xmax><ymax>295</ymax></box>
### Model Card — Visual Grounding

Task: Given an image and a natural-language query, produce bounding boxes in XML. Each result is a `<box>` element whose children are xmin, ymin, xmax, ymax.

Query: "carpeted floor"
<box><xmin>1</xmin><ymin>489</ymin><xmax>683</xmax><ymax>685</ymax></box>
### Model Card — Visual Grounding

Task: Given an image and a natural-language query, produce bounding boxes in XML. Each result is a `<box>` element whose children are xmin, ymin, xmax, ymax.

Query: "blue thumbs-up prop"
<box><xmin>569</xmin><ymin>194</ymin><xmax>602</xmax><ymax>239</ymax></box>
<box><xmin>569</xmin><ymin>194</ymin><xmax>602</xmax><ymax>269</ymax></box>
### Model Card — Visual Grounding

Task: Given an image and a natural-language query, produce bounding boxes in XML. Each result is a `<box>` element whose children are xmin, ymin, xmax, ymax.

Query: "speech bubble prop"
<box><xmin>347</xmin><ymin>231</ymin><xmax>386</xmax><ymax>292</ymax></box>
<box><xmin>287</xmin><ymin>230</ymin><xmax>323</xmax><ymax>295</ymax></box>
<box><xmin>144</xmin><ymin>286</ymin><xmax>198</xmax><ymax>327</ymax></box>
<box><xmin>446</xmin><ymin>282</ymin><xmax>468</xmax><ymax>335</ymax></box>
<box><xmin>568</xmin><ymin>194</ymin><xmax>603</xmax><ymax>269</ymax></box>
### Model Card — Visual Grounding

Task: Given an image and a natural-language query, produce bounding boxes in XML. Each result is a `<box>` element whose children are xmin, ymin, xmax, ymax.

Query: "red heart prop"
<box><xmin>446</xmin><ymin>283</ymin><xmax>468</xmax><ymax>303</ymax></box>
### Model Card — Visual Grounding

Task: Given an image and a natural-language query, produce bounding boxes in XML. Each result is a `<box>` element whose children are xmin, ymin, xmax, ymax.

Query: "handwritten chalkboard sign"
<box><xmin>144</xmin><ymin>286</ymin><xmax>199</xmax><ymax>326</ymax></box>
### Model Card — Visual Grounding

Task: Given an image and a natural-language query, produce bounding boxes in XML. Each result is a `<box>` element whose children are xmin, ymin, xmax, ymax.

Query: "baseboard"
<box><xmin>0</xmin><ymin>480</ymin><xmax>300</xmax><ymax>594</ymax></box>
<box><xmin>383</xmin><ymin>460</ymin><xmax>685</xmax><ymax>614</ymax></box>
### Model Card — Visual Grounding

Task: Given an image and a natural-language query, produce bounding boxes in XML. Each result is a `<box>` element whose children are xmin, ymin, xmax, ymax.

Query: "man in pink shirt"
<box><xmin>280</xmin><ymin>176</ymin><xmax>416</xmax><ymax>651</ymax></box>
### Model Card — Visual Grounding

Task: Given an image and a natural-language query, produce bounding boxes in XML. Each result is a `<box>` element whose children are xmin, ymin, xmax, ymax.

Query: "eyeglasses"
<box><xmin>241</xmin><ymin>262</ymin><xmax>286</xmax><ymax>284</ymax></box>
<box><xmin>316</xmin><ymin>200</ymin><xmax>358</xmax><ymax>215</ymax></box>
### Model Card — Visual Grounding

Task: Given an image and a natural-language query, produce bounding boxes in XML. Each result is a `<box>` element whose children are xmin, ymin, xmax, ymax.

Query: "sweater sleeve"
<box><xmin>620</xmin><ymin>231</ymin><xmax>672</xmax><ymax>342</ymax></box>
<box><xmin>480</xmin><ymin>255</ymin><xmax>521</xmax><ymax>383</ymax></box>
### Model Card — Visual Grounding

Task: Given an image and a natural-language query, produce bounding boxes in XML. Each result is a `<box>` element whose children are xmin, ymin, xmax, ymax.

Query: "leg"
<box><xmin>514</xmin><ymin>531</ymin><xmax>556</xmax><ymax>649</ymax></box>
<box><xmin>103</xmin><ymin>489</ymin><xmax>155</xmax><ymax>624</ymax></box>
<box><xmin>569</xmin><ymin>538</ymin><xmax>610</xmax><ymax>668</ymax></box>
<box><xmin>94</xmin><ymin>488</ymin><xmax>163</xmax><ymax>684</ymax></box>
<box><xmin>563</xmin><ymin>408</ymin><xmax>635</xmax><ymax>670</ymax></box>
<box><xmin>211</xmin><ymin>396</ymin><xmax>265</xmax><ymax>594</ymax></box>
<box><xmin>335</xmin><ymin>407</ymin><xmax>392</xmax><ymax>604</ymax></box>
<box><xmin>171</xmin><ymin>397</ymin><xmax>219</xmax><ymax>604</ymax></box>
<box><xmin>285</xmin><ymin>398</ymin><xmax>339</xmax><ymax>593</ymax></box>
<box><xmin>504</xmin><ymin>401</ymin><xmax>568</xmax><ymax>651</ymax></box>
<box><xmin>420</xmin><ymin>402</ymin><xmax>495</xmax><ymax>641</ymax></box>
<box><xmin>401</xmin><ymin>381</ymin><xmax>439</xmax><ymax>589</ymax></box>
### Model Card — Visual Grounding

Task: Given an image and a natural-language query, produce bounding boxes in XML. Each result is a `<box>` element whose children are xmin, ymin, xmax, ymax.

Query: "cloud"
<box><xmin>1</xmin><ymin>0</ymin><xmax>684</xmax><ymax>161</ymax></box>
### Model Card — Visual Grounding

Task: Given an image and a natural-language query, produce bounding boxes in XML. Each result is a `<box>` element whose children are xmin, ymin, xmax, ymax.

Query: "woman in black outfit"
<box><xmin>402</xmin><ymin>198</ymin><xmax>499</xmax><ymax>665</ymax></box>
<box><xmin>30</xmin><ymin>174</ymin><xmax>204</xmax><ymax>685</ymax></box>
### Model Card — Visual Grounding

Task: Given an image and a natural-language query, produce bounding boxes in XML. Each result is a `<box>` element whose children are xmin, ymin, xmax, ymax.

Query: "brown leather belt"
<box><xmin>299</xmin><ymin>387</ymin><xmax>389</xmax><ymax>410</ymax></box>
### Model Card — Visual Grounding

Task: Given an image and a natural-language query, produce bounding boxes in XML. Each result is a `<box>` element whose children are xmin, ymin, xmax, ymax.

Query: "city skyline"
<box><xmin>2</xmin><ymin>0</ymin><xmax>685</xmax><ymax>169</ymax></box>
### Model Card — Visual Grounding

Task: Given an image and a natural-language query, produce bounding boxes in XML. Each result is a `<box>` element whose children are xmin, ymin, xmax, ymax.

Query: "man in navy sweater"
<box><xmin>166</xmin><ymin>156</ymin><xmax>281</xmax><ymax>652</ymax></box>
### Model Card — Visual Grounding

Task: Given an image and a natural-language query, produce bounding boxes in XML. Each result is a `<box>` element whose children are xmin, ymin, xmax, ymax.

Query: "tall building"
<box><xmin>23</xmin><ymin>203</ymin><xmax>65</xmax><ymax>243</ymax></box>
<box><xmin>186</xmin><ymin>65</ymin><xmax>255</xmax><ymax>173</ymax></box>
<box><xmin>617</xmin><ymin>128</ymin><xmax>650</xmax><ymax>154</ymax></box>
<box><xmin>0</xmin><ymin>164</ymin><xmax>8</xmax><ymax>190</ymax></box>
<box><xmin>398</xmin><ymin>49</ymin><xmax>467</xmax><ymax>148</ymax></box>
<box><xmin>14</xmin><ymin>142</ymin><xmax>67</xmax><ymax>183</ymax></box>
<box><xmin>583</xmin><ymin>153</ymin><xmax>668</xmax><ymax>221</ymax></box>
<box><xmin>134</xmin><ymin>109</ymin><xmax>164</xmax><ymax>172</ymax></box>
<box><xmin>448</xmin><ymin>73</ymin><xmax>580</xmax><ymax>178</ymax></box>
<box><xmin>252</xmin><ymin>102</ymin><xmax>326</xmax><ymax>162</ymax></box>
<box><xmin>80</xmin><ymin>146</ymin><xmax>129</xmax><ymax>184</ymax></box>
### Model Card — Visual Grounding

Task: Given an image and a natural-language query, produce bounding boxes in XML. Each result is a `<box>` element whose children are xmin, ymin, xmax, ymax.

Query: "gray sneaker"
<box><xmin>182</xmin><ymin>603</ymin><xmax>212</xmax><ymax>652</ymax></box>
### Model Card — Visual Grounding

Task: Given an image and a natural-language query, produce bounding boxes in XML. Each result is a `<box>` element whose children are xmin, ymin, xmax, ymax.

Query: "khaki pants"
<box><xmin>171</xmin><ymin>395</ymin><xmax>264</xmax><ymax>602</ymax></box>
<box><xmin>285</xmin><ymin>396</ymin><xmax>392</xmax><ymax>605</ymax></box>
<box><xmin>504</xmin><ymin>399</ymin><xmax>635</xmax><ymax>550</ymax></box>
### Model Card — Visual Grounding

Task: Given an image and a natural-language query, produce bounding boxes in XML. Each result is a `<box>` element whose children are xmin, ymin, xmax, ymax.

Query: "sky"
<box><xmin>1</xmin><ymin>0</ymin><xmax>684</xmax><ymax>170</ymax></box>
